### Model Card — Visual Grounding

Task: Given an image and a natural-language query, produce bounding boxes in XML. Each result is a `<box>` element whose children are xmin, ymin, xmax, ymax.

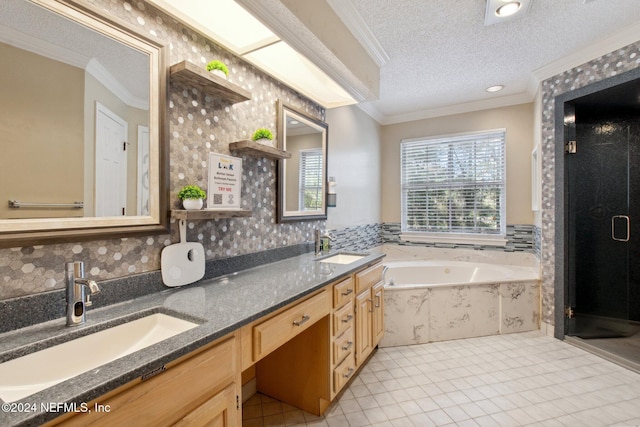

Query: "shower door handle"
<box><xmin>611</xmin><ymin>215</ymin><xmax>630</xmax><ymax>242</ymax></box>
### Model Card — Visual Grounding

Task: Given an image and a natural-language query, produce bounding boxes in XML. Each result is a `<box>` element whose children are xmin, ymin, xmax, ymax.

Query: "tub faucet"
<box><xmin>314</xmin><ymin>229</ymin><xmax>334</xmax><ymax>255</ymax></box>
<box><xmin>65</xmin><ymin>261</ymin><xmax>100</xmax><ymax>326</ymax></box>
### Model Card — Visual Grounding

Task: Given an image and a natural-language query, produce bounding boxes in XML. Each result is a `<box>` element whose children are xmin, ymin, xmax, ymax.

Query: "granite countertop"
<box><xmin>0</xmin><ymin>250</ymin><xmax>385</xmax><ymax>427</ymax></box>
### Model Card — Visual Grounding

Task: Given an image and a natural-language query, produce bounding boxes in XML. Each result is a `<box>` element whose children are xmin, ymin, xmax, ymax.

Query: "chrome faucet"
<box><xmin>65</xmin><ymin>261</ymin><xmax>100</xmax><ymax>326</ymax></box>
<box><xmin>314</xmin><ymin>229</ymin><xmax>334</xmax><ymax>255</ymax></box>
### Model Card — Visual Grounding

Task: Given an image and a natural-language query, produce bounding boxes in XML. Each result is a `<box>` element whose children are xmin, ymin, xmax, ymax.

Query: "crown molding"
<box><xmin>325</xmin><ymin>0</ymin><xmax>389</xmax><ymax>68</ymax></box>
<box><xmin>355</xmin><ymin>102</ymin><xmax>386</xmax><ymax>124</ymax></box>
<box><xmin>0</xmin><ymin>26</ymin><xmax>145</xmax><ymax>109</ymax></box>
<box><xmin>375</xmin><ymin>92</ymin><xmax>534</xmax><ymax>125</ymax></box>
<box><xmin>237</xmin><ymin>0</ymin><xmax>377</xmax><ymax>103</ymax></box>
<box><xmin>0</xmin><ymin>25</ymin><xmax>88</xmax><ymax>69</ymax></box>
<box><xmin>531</xmin><ymin>20</ymin><xmax>640</xmax><ymax>84</ymax></box>
<box><xmin>86</xmin><ymin>59</ymin><xmax>148</xmax><ymax>110</ymax></box>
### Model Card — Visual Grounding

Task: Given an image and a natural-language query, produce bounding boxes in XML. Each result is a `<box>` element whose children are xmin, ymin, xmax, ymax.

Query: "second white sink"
<box><xmin>318</xmin><ymin>254</ymin><xmax>365</xmax><ymax>265</ymax></box>
<box><xmin>0</xmin><ymin>313</ymin><xmax>198</xmax><ymax>403</ymax></box>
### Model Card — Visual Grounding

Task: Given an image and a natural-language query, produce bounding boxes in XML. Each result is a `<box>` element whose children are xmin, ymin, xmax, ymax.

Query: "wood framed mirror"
<box><xmin>0</xmin><ymin>0</ymin><xmax>168</xmax><ymax>247</ymax></box>
<box><xmin>276</xmin><ymin>100</ymin><xmax>328</xmax><ymax>223</ymax></box>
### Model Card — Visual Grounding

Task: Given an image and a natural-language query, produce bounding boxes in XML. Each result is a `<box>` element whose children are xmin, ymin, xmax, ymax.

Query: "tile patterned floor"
<box><xmin>242</xmin><ymin>332</ymin><xmax>640</xmax><ymax>426</ymax></box>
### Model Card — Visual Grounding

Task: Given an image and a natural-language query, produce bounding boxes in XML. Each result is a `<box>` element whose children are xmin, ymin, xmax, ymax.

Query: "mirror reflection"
<box><xmin>277</xmin><ymin>100</ymin><xmax>328</xmax><ymax>222</ymax></box>
<box><xmin>0</xmin><ymin>0</ymin><xmax>150</xmax><ymax>220</ymax></box>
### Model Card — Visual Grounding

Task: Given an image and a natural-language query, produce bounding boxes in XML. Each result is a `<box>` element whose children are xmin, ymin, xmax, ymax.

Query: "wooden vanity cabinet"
<box><xmin>354</xmin><ymin>263</ymin><xmax>384</xmax><ymax>367</ymax></box>
<box><xmin>49</xmin><ymin>333</ymin><xmax>241</xmax><ymax>427</ymax></box>
<box><xmin>330</xmin><ymin>276</ymin><xmax>356</xmax><ymax>397</ymax></box>
<box><xmin>48</xmin><ymin>259</ymin><xmax>384</xmax><ymax>426</ymax></box>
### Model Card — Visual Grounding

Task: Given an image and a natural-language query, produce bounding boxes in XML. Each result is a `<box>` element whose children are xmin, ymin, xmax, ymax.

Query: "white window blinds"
<box><xmin>401</xmin><ymin>130</ymin><xmax>506</xmax><ymax>237</ymax></box>
<box><xmin>299</xmin><ymin>149</ymin><xmax>323</xmax><ymax>210</ymax></box>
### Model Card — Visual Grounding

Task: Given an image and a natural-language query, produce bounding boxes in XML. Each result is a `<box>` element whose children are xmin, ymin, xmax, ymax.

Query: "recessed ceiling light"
<box><xmin>496</xmin><ymin>2</ymin><xmax>521</xmax><ymax>17</ymax></box>
<box><xmin>486</xmin><ymin>85</ymin><xmax>504</xmax><ymax>93</ymax></box>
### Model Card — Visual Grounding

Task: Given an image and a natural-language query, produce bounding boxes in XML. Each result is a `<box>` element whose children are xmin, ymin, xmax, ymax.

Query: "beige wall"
<box><xmin>326</xmin><ymin>105</ymin><xmax>382</xmax><ymax>229</ymax></box>
<box><xmin>380</xmin><ymin>103</ymin><xmax>535</xmax><ymax>225</ymax></box>
<box><xmin>0</xmin><ymin>43</ymin><xmax>84</xmax><ymax>219</ymax></box>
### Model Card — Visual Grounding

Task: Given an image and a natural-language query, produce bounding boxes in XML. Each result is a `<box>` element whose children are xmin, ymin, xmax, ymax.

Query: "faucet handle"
<box><xmin>85</xmin><ymin>294</ymin><xmax>93</xmax><ymax>307</ymax></box>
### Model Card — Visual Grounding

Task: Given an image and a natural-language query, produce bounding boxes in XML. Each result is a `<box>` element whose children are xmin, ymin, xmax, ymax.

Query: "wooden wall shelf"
<box><xmin>170</xmin><ymin>61</ymin><xmax>251</xmax><ymax>104</ymax></box>
<box><xmin>171</xmin><ymin>209</ymin><xmax>252</xmax><ymax>221</ymax></box>
<box><xmin>229</xmin><ymin>140</ymin><xmax>291</xmax><ymax>160</ymax></box>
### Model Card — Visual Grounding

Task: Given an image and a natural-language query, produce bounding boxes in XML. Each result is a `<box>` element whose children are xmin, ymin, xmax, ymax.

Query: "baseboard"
<box><xmin>242</xmin><ymin>377</ymin><xmax>257</xmax><ymax>403</ymax></box>
<box><xmin>540</xmin><ymin>321</ymin><xmax>555</xmax><ymax>337</ymax></box>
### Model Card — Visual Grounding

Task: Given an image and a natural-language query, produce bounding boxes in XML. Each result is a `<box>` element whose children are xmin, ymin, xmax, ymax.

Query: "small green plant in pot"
<box><xmin>206</xmin><ymin>60</ymin><xmax>229</xmax><ymax>79</ymax></box>
<box><xmin>178</xmin><ymin>185</ymin><xmax>206</xmax><ymax>210</ymax></box>
<box><xmin>252</xmin><ymin>128</ymin><xmax>274</xmax><ymax>145</ymax></box>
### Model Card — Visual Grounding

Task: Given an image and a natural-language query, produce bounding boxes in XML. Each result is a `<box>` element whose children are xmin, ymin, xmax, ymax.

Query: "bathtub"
<box><xmin>380</xmin><ymin>260</ymin><xmax>540</xmax><ymax>347</ymax></box>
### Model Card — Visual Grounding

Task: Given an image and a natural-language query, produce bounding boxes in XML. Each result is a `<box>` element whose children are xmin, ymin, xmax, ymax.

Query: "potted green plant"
<box><xmin>252</xmin><ymin>128</ymin><xmax>274</xmax><ymax>145</ymax></box>
<box><xmin>206</xmin><ymin>60</ymin><xmax>229</xmax><ymax>79</ymax></box>
<box><xmin>178</xmin><ymin>185</ymin><xmax>206</xmax><ymax>210</ymax></box>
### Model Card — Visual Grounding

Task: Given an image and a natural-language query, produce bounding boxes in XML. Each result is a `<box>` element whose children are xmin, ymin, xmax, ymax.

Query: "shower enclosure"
<box><xmin>563</xmin><ymin>76</ymin><xmax>640</xmax><ymax>340</ymax></box>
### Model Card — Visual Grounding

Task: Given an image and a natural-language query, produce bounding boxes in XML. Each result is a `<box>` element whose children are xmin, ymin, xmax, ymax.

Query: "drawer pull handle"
<box><xmin>341</xmin><ymin>288</ymin><xmax>353</xmax><ymax>296</ymax></box>
<box><xmin>293</xmin><ymin>315</ymin><xmax>310</xmax><ymax>326</ymax></box>
<box><xmin>342</xmin><ymin>314</ymin><xmax>354</xmax><ymax>323</ymax></box>
<box><xmin>342</xmin><ymin>341</ymin><xmax>353</xmax><ymax>351</ymax></box>
<box><xmin>368</xmin><ymin>299</ymin><xmax>373</xmax><ymax>313</ymax></box>
<box><xmin>375</xmin><ymin>295</ymin><xmax>380</xmax><ymax>308</ymax></box>
<box><xmin>343</xmin><ymin>367</ymin><xmax>355</xmax><ymax>379</ymax></box>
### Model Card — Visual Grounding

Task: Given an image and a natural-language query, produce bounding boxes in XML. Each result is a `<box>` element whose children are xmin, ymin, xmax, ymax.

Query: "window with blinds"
<box><xmin>299</xmin><ymin>149</ymin><xmax>323</xmax><ymax>211</ymax></box>
<box><xmin>401</xmin><ymin>130</ymin><xmax>506</xmax><ymax>240</ymax></box>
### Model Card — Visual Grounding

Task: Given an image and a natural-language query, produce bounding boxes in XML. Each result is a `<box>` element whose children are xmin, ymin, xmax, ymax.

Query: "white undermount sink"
<box><xmin>318</xmin><ymin>253</ymin><xmax>365</xmax><ymax>265</ymax></box>
<box><xmin>0</xmin><ymin>313</ymin><xmax>198</xmax><ymax>403</ymax></box>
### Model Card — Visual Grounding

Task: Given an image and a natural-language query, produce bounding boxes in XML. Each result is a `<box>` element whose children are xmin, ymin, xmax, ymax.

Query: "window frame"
<box><xmin>298</xmin><ymin>148</ymin><xmax>323</xmax><ymax>211</ymax></box>
<box><xmin>400</xmin><ymin>129</ymin><xmax>507</xmax><ymax>246</ymax></box>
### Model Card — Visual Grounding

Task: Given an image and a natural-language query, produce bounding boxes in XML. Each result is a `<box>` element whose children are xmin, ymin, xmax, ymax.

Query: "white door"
<box><xmin>137</xmin><ymin>125</ymin><xmax>150</xmax><ymax>216</ymax></box>
<box><xmin>95</xmin><ymin>102</ymin><xmax>128</xmax><ymax>216</ymax></box>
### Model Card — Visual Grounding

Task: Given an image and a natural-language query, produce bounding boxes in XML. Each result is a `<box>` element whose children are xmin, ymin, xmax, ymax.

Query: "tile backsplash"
<box><xmin>0</xmin><ymin>0</ymin><xmax>325</xmax><ymax>301</ymax></box>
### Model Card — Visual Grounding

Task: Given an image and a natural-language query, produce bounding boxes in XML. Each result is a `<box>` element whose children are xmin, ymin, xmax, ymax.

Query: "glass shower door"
<box><xmin>566</xmin><ymin>116</ymin><xmax>633</xmax><ymax>338</ymax></box>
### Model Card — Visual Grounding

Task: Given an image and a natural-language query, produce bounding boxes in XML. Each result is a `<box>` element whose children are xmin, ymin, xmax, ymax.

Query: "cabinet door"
<box><xmin>174</xmin><ymin>383</ymin><xmax>239</xmax><ymax>427</ymax></box>
<box><xmin>372</xmin><ymin>281</ymin><xmax>384</xmax><ymax>346</ymax></box>
<box><xmin>355</xmin><ymin>290</ymin><xmax>372</xmax><ymax>366</ymax></box>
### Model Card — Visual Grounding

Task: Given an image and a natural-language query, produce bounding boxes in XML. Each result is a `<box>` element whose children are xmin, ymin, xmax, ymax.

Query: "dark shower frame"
<box><xmin>553</xmin><ymin>67</ymin><xmax>640</xmax><ymax>340</ymax></box>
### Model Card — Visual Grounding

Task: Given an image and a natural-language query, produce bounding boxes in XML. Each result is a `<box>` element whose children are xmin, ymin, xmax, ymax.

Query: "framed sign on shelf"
<box><xmin>207</xmin><ymin>152</ymin><xmax>242</xmax><ymax>210</ymax></box>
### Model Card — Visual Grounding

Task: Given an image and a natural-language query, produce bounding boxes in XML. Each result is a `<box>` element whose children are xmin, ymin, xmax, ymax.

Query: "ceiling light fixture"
<box><xmin>486</xmin><ymin>85</ymin><xmax>504</xmax><ymax>93</ymax></box>
<box><xmin>485</xmin><ymin>0</ymin><xmax>531</xmax><ymax>26</ymax></box>
<box><xmin>496</xmin><ymin>2</ymin><xmax>521</xmax><ymax>17</ymax></box>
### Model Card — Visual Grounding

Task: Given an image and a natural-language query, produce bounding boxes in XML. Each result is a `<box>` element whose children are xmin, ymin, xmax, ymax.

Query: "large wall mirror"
<box><xmin>0</xmin><ymin>0</ymin><xmax>168</xmax><ymax>247</ymax></box>
<box><xmin>277</xmin><ymin>100</ymin><xmax>328</xmax><ymax>223</ymax></box>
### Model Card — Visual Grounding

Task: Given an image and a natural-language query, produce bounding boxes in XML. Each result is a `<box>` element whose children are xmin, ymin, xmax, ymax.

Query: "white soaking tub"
<box><xmin>381</xmin><ymin>260</ymin><xmax>540</xmax><ymax>347</ymax></box>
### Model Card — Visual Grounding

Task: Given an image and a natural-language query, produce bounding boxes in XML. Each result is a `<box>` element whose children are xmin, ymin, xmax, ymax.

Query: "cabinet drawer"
<box><xmin>333</xmin><ymin>276</ymin><xmax>354</xmax><ymax>308</ymax></box>
<box><xmin>333</xmin><ymin>300</ymin><xmax>354</xmax><ymax>336</ymax></box>
<box><xmin>333</xmin><ymin>327</ymin><xmax>354</xmax><ymax>365</ymax></box>
<box><xmin>253</xmin><ymin>291</ymin><xmax>329</xmax><ymax>360</ymax></box>
<box><xmin>333</xmin><ymin>352</ymin><xmax>356</xmax><ymax>393</ymax></box>
<box><xmin>355</xmin><ymin>263</ymin><xmax>383</xmax><ymax>293</ymax></box>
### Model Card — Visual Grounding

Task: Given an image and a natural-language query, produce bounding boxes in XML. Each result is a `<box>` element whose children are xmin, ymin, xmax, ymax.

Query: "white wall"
<box><xmin>325</xmin><ymin>105</ymin><xmax>382</xmax><ymax>229</ymax></box>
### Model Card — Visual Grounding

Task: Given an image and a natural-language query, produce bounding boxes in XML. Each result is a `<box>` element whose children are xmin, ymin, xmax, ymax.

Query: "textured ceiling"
<box><xmin>346</xmin><ymin>0</ymin><xmax>640</xmax><ymax>123</ymax></box>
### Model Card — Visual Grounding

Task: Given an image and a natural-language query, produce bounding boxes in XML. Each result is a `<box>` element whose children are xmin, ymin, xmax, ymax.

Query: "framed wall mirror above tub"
<box><xmin>0</xmin><ymin>0</ymin><xmax>168</xmax><ymax>248</ymax></box>
<box><xmin>276</xmin><ymin>100</ymin><xmax>328</xmax><ymax>223</ymax></box>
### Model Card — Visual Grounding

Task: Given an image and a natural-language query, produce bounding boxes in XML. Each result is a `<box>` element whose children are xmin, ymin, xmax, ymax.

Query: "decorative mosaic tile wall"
<box><xmin>381</xmin><ymin>223</ymin><xmax>537</xmax><ymax>253</ymax></box>
<box><xmin>327</xmin><ymin>224</ymin><xmax>384</xmax><ymax>252</ymax></box>
<box><xmin>540</xmin><ymin>41</ymin><xmax>640</xmax><ymax>327</ymax></box>
<box><xmin>0</xmin><ymin>0</ymin><xmax>327</xmax><ymax>301</ymax></box>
